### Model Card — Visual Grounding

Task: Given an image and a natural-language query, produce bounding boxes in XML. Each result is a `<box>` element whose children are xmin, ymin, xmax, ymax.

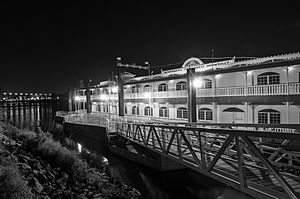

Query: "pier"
<box><xmin>56</xmin><ymin>112</ymin><xmax>300</xmax><ymax>199</ymax></box>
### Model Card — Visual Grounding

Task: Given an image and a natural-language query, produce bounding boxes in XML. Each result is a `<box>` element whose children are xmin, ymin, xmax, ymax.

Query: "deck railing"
<box><xmin>83</xmin><ymin>83</ymin><xmax>300</xmax><ymax>100</ymax></box>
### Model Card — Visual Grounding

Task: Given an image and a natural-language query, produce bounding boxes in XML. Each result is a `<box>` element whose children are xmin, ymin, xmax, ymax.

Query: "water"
<box><xmin>1</xmin><ymin>102</ymin><xmax>254</xmax><ymax>199</ymax></box>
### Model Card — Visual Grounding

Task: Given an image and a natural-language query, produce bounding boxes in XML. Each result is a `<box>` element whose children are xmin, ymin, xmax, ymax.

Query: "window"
<box><xmin>159</xmin><ymin>107</ymin><xmax>169</xmax><ymax>117</ymax></box>
<box><xmin>96</xmin><ymin>105</ymin><xmax>101</xmax><ymax>112</ymax></box>
<box><xmin>176</xmin><ymin>81</ymin><xmax>187</xmax><ymax>90</ymax></box>
<box><xmin>124</xmin><ymin>106</ymin><xmax>127</xmax><ymax>114</ymax></box>
<box><xmin>257</xmin><ymin>72</ymin><xmax>280</xmax><ymax>85</ymax></box>
<box><xmin>131</xmin><ymin>86</ymin><xmax>139</xmax><ymax>93</ymax></box>
<box><xmin>198</xmin><ymin>108</ymin><xmax>213</xmax><ymax>121</ymax></box>
<box><xmin>158</xmin><ymin>83</ymin><xmax>168</xmax><ymax>92</ymax></box>
<box><xmin>112</xmin><ymin>105</ymin><xmax>117</xmax><ymax>113</ymax></box>
<box><xmin>204</xmin><ymin>79</ymin><xmax>212</xmax><ymax>89</ymax></box>
<box><xmin>177</xmin><ymin>107</ymin><xmax>188</xmax><ymax>119</ymax></box>
<box><xmin>144</xmin><ymin>106</ymin><xmax>153</xmax><ymax>116</ymax></box>
<box><xmin>144</xmin><ymin>85</ymin><xmax>152</xmax><ymax>92</ymax></box>
<box><xmin>132</xmin><ymin>106</ymin><xmax>139</xmax><ymax>115</ymax></box>
<box><xmin>103</xmin><ymin>105</ymin><xmax>109</xmax><ymax>113</ymax></box>
<box><xmin>258</xmin><ymin>109</ymin><xmax>280</xmax><ymax>124</ymax></box>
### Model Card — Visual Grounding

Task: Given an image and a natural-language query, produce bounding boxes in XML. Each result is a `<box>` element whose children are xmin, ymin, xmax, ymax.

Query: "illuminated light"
<box><xmin>25</xmin><ymin>93</ymin><xmax>28</xmax><ymax>95</ymax></box>
<box><xmin>74</xmin><ymin>96</ymin><xmax>80</xmax><ymax>101</ymax></box>
<box><xmin>15</xmin><ymin>93</ymin><xmax>18</xmax><ymax>95</ymax></box>
<box><xmin>215</xmin><ymin>74</ymin><xmax>221</xmax><ymax>79</ymax></box>
<box><xmin>77</xmin><ymin>143</ymin><xmax>82</xmax><ymax>153</ymax></box>
<box><xmin>102</xmin><ymin>157</ymin><xmax>108</xmax><ymax>164</ymax></box>
<box><xmin>111</xmin><ymin>86</ymin><xmax>118</xmax><ymax>93</ymax></box>
<box><xmin>9</xmin><ymin>93</ymin><xmax>12</xmax><ymax>95</ymax></box>
<box><xmin>30</xmin><ymin>93</ymin><xmax>33</xmax><ymax>95</ymax></box>
<box><xmin>3</xmin><ymin>93</ymin><xmax>6</xmax><ymax>95</ymax></box>
<box><xmin>116</xmin><ymin>57</ymin><xmax>121</xmax><ymax>61</ymax></box>
<box><xmin>20</xmin><ymin>93</ymin><xmax>23</xmax><ymax>95</ymax></box>
<box><xmin>100</xmin><ymin>94</ymin><xmax>107</xmax><ymax>100</ymax></box>
<box><xmin>36</xmin><ymin>97</ymin><xmax>39</xmax><ymax>100</ymax></box>
<box><xmin>144</xmin><ymin>92</ymin><xmax>151</xmax><ymax>98</ymax></box>
<box><xmin>57</xmin><ymin>97</ymin><xmax>59</xmax><ymax>99</ymax></box>
<box><xmin>193</xmin><ymin>78</ymin><xmax>203</xmax><ymax>88</ymax></box>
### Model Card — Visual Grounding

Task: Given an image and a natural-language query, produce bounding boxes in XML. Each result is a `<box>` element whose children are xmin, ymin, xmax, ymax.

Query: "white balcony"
<box><xmin>197</xmin><ymin>83</ymin><xmax>300</xmax><ymax>97</ymax></box>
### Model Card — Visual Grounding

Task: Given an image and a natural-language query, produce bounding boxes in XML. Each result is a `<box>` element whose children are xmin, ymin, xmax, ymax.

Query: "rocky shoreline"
<box><xmin>0</xmin><ymin>121</ymin><xmax>141</xmax><ymax>199</ymax></box>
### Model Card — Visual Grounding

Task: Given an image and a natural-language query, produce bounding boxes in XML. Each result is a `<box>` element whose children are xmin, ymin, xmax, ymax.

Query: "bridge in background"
<box><xmin>58</xmin><ymin>112</ymin><xmax>300</xmax><ymax>199</ymax></box>
<box><xmin>0</xmin><ymin>92</ymin><xmax>59</xmax><ymax>103</ymax></box>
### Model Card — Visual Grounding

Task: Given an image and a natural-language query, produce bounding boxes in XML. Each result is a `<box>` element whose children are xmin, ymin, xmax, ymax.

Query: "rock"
<box><xmin>33</xmin><ymin>170</ymin><xmax>48</xmax><ymax>184</ymax></box>
<box><xmin>17</xmin><ymin>162</ymin><xmax>32</xmax><ymax>170</ymax></box>
<box><xmin>29</xmin><ymin>177</ymin><xmax>44</xmax><ymax>193</ymax></box>
<box><xmin>57</xmin><ymin>178</ymin><xmax>67</xmax><ymax>190</ymax></box>
<box><xmin>28</xmin><ymin>158</ymin><xmax>43</xmax><ymax>171</ymax></box>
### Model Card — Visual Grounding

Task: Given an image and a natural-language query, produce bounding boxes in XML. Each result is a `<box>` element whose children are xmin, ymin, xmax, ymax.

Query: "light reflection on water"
<box><xmin>1</xmin><ymin>102</ymin><xmax>62</xmax><ymax>132</ymax></box>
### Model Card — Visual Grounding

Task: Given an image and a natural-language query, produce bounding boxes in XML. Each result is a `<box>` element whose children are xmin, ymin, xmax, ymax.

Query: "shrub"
<box><xmin>0</xmin><ymin>158</ymin><xmax>33</xmax><ymax>199</ymax></box>
<box><xmin>37</xmin><ymin>138</ymin><xmax>88</xmax><ymax>180</ymax></box>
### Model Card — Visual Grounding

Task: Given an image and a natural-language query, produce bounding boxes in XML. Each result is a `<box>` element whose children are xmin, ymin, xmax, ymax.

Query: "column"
<box><xmin>187</xmin><ymin>68</ymin><xmax>197</xmax><ymax>123</ymax></box>
<box><xmin>117</xmin><ymin>57</ymin><xmax>124</xmax><ymax>116</ymax></box>
<box><xmin>86</xmin><ymin>79</ymin><xmax>91</xmax><ymax>113</ymax></box>
<box><xmin>213</xmin><ymin>102</ymin><xmax>217</xmax><ymax>123</ymax></box>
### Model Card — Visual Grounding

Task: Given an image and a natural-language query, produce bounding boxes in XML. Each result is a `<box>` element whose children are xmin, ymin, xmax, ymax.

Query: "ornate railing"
<box><xmin>116</xmin><ymin>122</ymin><xmax>300</xmax><ymax>199</ymax></box>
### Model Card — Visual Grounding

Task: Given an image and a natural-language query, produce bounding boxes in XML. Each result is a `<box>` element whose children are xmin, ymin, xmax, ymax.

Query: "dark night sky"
<box><xmin>1</xmin><ymin>1</ymin><xmax>300</xmax><ymax>93</ymax></box>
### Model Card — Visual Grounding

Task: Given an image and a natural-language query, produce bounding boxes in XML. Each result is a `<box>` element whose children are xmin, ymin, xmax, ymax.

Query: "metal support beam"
<box><xmin>242</xmin><ymin>136</ymin><xmax>298</xmax><ymax>199</ymax></box>
<box><xmin>187</xmin><ymin>68</ymin><xmax>197</xmax><ymax>123</ymax></box>
<box><xmin>117</xmin><ymin>57</ymin><xmax>124</xmax><ymax>116</ymax></box>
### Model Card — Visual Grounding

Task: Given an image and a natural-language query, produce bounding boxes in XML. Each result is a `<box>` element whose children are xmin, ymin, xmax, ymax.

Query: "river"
<box><xmin>1</xmin><ymin>101</ymin><xmax>254</xmax><ymax>199</ymax></box>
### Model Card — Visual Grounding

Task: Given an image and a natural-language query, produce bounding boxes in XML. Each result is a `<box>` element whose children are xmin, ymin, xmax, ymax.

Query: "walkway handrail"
<box><xmin>115</xmin><ymin>121</ymin><xmax>300</xmax><ymax>199</ymax></box>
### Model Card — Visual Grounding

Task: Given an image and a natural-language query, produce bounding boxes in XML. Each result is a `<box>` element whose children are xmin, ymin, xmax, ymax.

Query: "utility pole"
<box><xmin>117</xmin><ymin>58</ymin><xmax>151</xmax><ymax>117</ymax></box>
<box><xmin>117</xmin><ymin>57</ymin><xmax>124</xmax><ymax>117</ymax></box>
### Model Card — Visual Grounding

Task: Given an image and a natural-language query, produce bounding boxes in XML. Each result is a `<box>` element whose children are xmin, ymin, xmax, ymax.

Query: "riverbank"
<box><xmin>0</xmin><ymin>121</ymin><xmax>141</xmax><ymax>199</ymax></box>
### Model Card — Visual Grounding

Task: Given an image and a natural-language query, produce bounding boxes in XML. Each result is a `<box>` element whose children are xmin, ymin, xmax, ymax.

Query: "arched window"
<box><xmin>132</xmin><ymin>106</ymin><xmax>139</xmax><ymax>115</ymax></box>
<box><xmin>198</xmin><ymin>108</ymin><xmax>213</xmax><ymax>121</ymax></box>
<box><xmin>257</xmin><ymin>72</ymin><xmax>280</xmax><ymax>85</ymax></box>
<box><xmin>177</xmin><ymin>107</ymin><xmax>188</xmax><ymax>119</ymax></box>
<box><xmin>112</xmin><ymin>105</ymin><xmax>117</xmax><ymax>113</ymax></box>
<box><xmin>144</xmin><ymin>106</ymin><xmax>153</xmax><ymax>116</ymax></box>
<box><xmin>131</xmin><ymin>85</ymin><xmax>139</xmax><ymax>93</ymax></box>
<box><xmin>159</xmin><ymin>107</ymin><xmax>169</xmax><ymax>117</ymax></box>
<box><xmin>103</xmin><ymin>105</ymin><xmax>109</xmax><ymax>113</ymax></box>
<box><xmin>158</xmin><ymin>83</ymin><xmax>168</xmax><ymax>92</ymax></box>
<box><xmin>144</xmin><ymin>85</ymin><xmax>152</xmax><ymax>92</ymax></box>
<box><xmin>258</xmin><ymin>109</ymin><xmax>280</xmax><ymax>124</ymax></box>
<box><xmin>176</xmin><ymin>81</ymin><xmax>187</xmax><ymax>90</ymax></box>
